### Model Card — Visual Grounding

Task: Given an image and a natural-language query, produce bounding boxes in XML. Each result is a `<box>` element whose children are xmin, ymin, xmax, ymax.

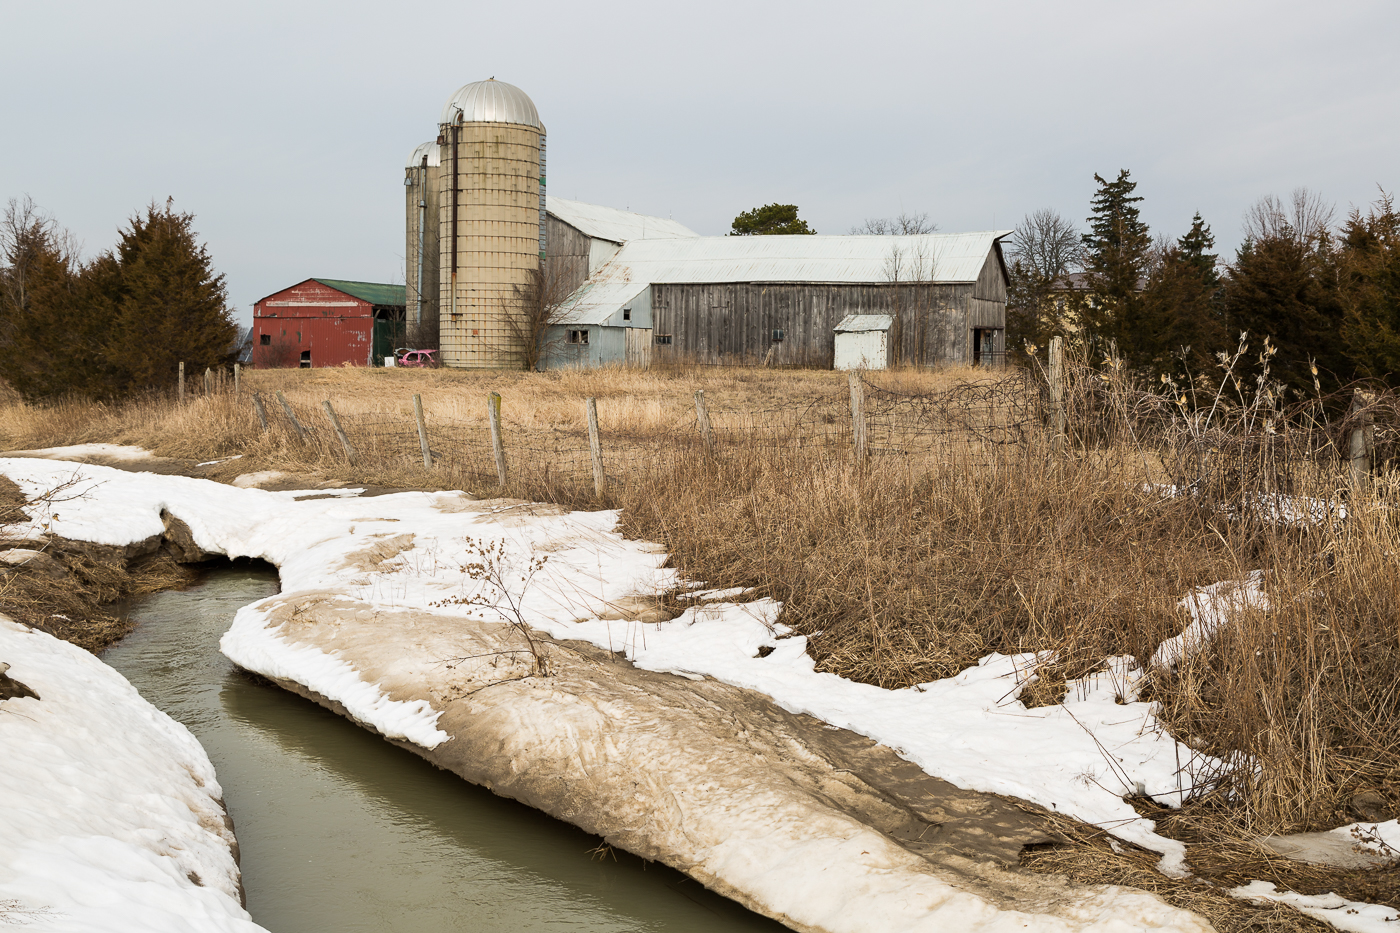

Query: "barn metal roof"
<box><xmin>556</xmin><ymin>231</ymin><xmax>1011</xmax><ymax>325</ymax></box>
<box><xmin>440</xmin><ymin>79</ymin><xmax>541</xmax><ymax>128</ymax></box>
<box><xmin>547</xmin><ymin>198</ymin><xmax>699</xmax><ymax>244</ymax></box>
<box><xmin>406</xmin><ymin>141</ymin><xmax>440</xmax><ymax>169</ymax></box>
<box><xmin>312</xmin><ymin>279</ymin><xmax>406</xmax><ymax>307</ymax></box>
<box><xmin>835</xmin><ymin>314</ymin><xmax>894</xmax><ymax>333</ymax></box>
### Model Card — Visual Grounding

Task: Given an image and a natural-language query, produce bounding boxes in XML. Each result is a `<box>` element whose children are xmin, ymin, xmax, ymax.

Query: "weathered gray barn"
<box><xmin>542</xmin><ymin>227</ymin><xmax>1011</xmax><ymax>369</ymax></box>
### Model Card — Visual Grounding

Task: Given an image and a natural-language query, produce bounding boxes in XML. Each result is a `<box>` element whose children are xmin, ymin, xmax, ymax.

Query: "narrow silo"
<box><xmin>436</xmin><ymin>79</ymin><xmax>546</xmax><ymax>369</ymax></box>
<box><xmin>404</xmin><ymin>141</ymin><xmax>441</xmax><ymax>347</ymax></box>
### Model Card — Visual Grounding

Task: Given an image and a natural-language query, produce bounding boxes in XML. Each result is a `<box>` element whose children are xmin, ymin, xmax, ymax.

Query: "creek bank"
<box><xmin>0</xmin><ymin>615</ymin><xmax>263</xmax><ymax>933</ymax></box>
<box><xmin>0</xmin><ymin>457</ymin><xmax>1217</xmax><ymax>933</ymax></box>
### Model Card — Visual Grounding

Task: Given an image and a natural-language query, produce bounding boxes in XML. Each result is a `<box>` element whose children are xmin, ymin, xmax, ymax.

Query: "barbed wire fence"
<box><xmin>198</xmin><ymin>353</ymin><xmax>1399</xmax><ymax>505</ymax></box>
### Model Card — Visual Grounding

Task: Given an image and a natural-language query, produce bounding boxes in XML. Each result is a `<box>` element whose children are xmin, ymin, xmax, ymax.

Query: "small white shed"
<box><xmin>833</xmin><ymin>314</ymin><xmax>896</xmax><ymax>370</ymax></box>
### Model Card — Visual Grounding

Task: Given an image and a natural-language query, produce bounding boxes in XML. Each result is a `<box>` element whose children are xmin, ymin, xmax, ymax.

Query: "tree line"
<box><xmin>0</xmin><ymin>197</ymin><xmax>238</xmax><ymax>400</ymax></box>
<box><xmin>1007</xmin><ymin>171</ymin><xmax>1400</xmax><ymax>396</ymax></box>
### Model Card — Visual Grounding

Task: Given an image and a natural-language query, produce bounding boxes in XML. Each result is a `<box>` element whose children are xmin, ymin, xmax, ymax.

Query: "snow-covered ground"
<box><xmin>0</xmin><ymin>456</ymin><xmax>1383</xmax><ymax>933</ymax></box>
<box><xmin>0</xmin><ymin>616</ymin><xmax>265</xmax><ymax>932</ymax></box>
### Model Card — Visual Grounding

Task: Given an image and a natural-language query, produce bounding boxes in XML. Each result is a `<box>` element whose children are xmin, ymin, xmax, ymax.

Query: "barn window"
<box><xmin>259</xmin><ymin>334</ymin><xmax>271</xmax><ymax>345</ymax></box>
<box><xmin>772</xmin><ymin>329</ymin><xmax>785</xmax><ymax>343</ymax></box>
<box><xmin>655</xmin><ymin>334</ymin><xmax>673</xmax><ymax>346</ymax></box>
<box><xmin>568</xmin><ymin>329</ymin><xmax>589</xmax><ymax>345</ymax></box>
<box><xmin>299</xmin><ymin>351</ymin><xmax>311</xmax><ymax>369</ymax></box>
<box><xmin>622</xmin><ymin>307</ymin><xmax>631</xmax><ymax>321</ymax></box>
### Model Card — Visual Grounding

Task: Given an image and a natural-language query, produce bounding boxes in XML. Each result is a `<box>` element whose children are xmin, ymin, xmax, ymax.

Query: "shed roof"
<box><xmin>312</xmin><ymin>279</ymin><xmax>406</xmax><ymax>307</ymax></box>
<box><xmin>557</xmin><ymin>231</ymin><xmax>1011</xmax><ymax>325</ymax></box>
<box><xmin>835</xmin><ymin>314</ymin><xmax>894</xmax><ymax>333</ymax></box>
<box><xmin>547</xmin><ymin>198</ymin><xmax>699</xmax><ymax>244</ymax></box>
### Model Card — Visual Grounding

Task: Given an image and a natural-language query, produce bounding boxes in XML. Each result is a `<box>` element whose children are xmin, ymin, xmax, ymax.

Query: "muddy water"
<box><xmin>103</xmin><ymin>562</ymin><xmax>787</xmax><ymax>933</ymax></box>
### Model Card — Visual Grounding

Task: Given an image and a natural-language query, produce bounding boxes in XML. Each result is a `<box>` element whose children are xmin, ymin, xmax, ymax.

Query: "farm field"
<box><xmin>3</xmin><ymin>360</ymin><xmax>1400</xmax><ymax>931</ymax></box>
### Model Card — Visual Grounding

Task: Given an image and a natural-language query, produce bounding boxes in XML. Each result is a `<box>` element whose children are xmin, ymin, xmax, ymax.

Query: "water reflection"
<box><xmin>104</xmin><ymin>561</ymin><xmax>785</xmax><ymax>933</ymax></box>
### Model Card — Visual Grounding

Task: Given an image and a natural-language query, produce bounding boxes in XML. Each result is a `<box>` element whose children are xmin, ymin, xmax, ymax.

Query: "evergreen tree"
<box><xmin>1140</xmin><ymin>213</ymin><xmax>1227</xmax><ymax>377</ymax></box>
<box><xmin>730</xmin><ymin>203</ymin><xmax>816</xmax><ymax>236</ymax></box>
<box><xmin>1338</xmin><ymin>193</ymin><xmax>1400</xmax><ymax>383</ymax></box>
<box><xmin>0</xmin><ymin>198</ymin><xmax>109</xmax><ymax>398</ymax></box>
<box><xmin>1081</xmin><ymin>170</ymin><xmax>1150</xmax><ymax>362</ymax></box>
<box><xmin>100</xmin><ymin>201</ymin><xmax>237</xmax><ymax>392</ymax></box>
<box><xmin>1224</xmin><ymin>222</ymin><xmax>1346</xmax><ymax>396</ymax></box>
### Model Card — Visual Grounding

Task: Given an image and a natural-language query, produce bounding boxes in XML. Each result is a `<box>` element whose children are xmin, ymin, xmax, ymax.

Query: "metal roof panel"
<box><xmin>547</xmin><ymin>198</ymin><xmax>699</xmax><ymax>244</ymax></box>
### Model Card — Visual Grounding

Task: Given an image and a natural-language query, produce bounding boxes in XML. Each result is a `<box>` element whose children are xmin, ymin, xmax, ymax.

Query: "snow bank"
<box><xmin>1151</xmin><ymin>572</ymin><xmax>1269</xmax><ymax>671</ymax></box>
<box><xmin>1231</xmin><ymin>881</ymin><xmax>1399</xmax><ymax>933</ymax></box>
<box><xmin>0</xmin><ymin>458</ymin><xmax>1225</xmax><ymax>931</ymax></box>
<box><xmin>0</xmin><ymin>616</ymin><xmax>265</xmax><ymax>933</ymax></box>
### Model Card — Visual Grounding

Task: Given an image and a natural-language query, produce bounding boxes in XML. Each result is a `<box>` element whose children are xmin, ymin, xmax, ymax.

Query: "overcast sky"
<box><xmin>4</xmin><ymin>0</ymin><xmax>1396</xmax><ymax>323</ymax></box>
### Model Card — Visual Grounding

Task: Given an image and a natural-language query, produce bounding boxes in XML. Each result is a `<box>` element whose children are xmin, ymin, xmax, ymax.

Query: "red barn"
<box><xmin>251</xmin><ymin>279</ymin><xmax>406</xmax><ymax>368</ymax></box>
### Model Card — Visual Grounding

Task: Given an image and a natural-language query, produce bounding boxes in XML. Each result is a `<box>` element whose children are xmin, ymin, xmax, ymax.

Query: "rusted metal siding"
<box><xmin>252</xmin><ymin>280</ymin><xmax>374</xmax><ymax>368</ymax></box>
<box><xmin>545</xmin><ymin>215</ymin><xmax>591</xmax><ymax>297</ymax></box>
<box><xmin>651</xmin><ymin>282</ymin><xmax>983</xmax><ymax>367</ymax></box>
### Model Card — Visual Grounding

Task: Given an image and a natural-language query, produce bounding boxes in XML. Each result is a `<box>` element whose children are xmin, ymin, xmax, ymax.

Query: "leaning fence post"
<box><xmin>849</xmin><ymin>371</ymin><xmax>867</xmax><ymax>467</ymax></box>
<box><xmin>488</xmin><ymin>391</ymin><xmax>507</xmax><ymax>489</ymax></box>
<box><xmin>275</xmin><ymin>390</ymin><xmax>307</xmax><ymax>443</ymax></box>
<box><xmin>413</xmin><ymin>394</ymin><xmax>432</xmax><ymax>469</ymax></box>
<box><xmin>251</xmin><ymin>392</ymin><xmax>269</xmax><ymax>432</ymax></box>
<box><xmin>586</xmin><ymin>397</ymin><xmax>607</xmax><ymax>497</ymax></box>
<box><xmin>233</xmin><ymin>363</ymin><xmax>241</xmax><ymax>396</ymax></box>
<box><xmin>1349</xmin><ymin>389</ymin><xmax>1375</xmax><ymax>488</ymax></box>
<box><xmin>178</xmin><ymin>362</ymin><xmax>185</xmax><ymax>403</ymax></box>
<box><xmin>694</xmin><ymin>390</ymin><xmax>715</xmax><ymax>456</ymax></box>
<box><xmin>1048</xmin><ymin>336</ymin><xmax>1066</xmax><ymax>451</ymax></box>
<box><xmin>323</xmin><ymin>400</ymin><xmax>356</xmax><ymax>464</ymax></box>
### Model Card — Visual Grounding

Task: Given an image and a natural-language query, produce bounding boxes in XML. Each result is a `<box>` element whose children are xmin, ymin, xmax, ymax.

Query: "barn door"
<box><xmin>625</xmin><ymin>328</ymin><xmax>653</xmax><ymax>368</ymax></box>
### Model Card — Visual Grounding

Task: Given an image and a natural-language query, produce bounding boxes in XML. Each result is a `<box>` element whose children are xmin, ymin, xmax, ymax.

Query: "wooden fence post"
<box><xmin>323</xmin><ymin>401</ymin><xmax>356</xmax><ymax>464</ymax></box>
<box><xmin>413</xmin><ymin>394</ymin><xmax>432</xmax><ymax>469</ymax></box>
<box><xmin>203</xmin><ymin>367</ymin><xmax>212</xmax><ymax>395</ymax></box>
<box><xmin>1350</xmin><ymin>389</ymin><xmax>1375</xmax><ymax>488</ymax></box>
<box><xmin>233</xmin><ymin>363</ymin><xmax>240</xmax><ymax>396</ymax></box>
<box><xmin>488</xmin><ymin>391</ymin><xmax>507</xmax><ymax>489</ymax></box>
<box><xmin>178</xmin><ymin>362</ymin><xmax>185</xmax><ymax>403</ymax></box>
<box><xmin>275</xmin><ymin>390</ymin><xmax>306</xmax><ymax>443</ymax></box>
<box><xmin>694</xmin><ymin>390</ymin><xmax>715</xmax><ymax>455</ymax></box>
<box><xmin>1048</xmin><ymin>336</ymin><xmax>1066</xmax><ymax>451</ymax></box>
<box><xmin>849</xmin><ymin>371</ymin><xmax>867</xmax><ymax>467</ymax></box>
<box><xmin>251</xmin><ymin>392</ymin><xmax>269</xmax><ymax>432</ymax></box>
<box><xmin>586</xmin><ymin>397</ymin><xmax>607</xmax><ymax>497</ymax></box>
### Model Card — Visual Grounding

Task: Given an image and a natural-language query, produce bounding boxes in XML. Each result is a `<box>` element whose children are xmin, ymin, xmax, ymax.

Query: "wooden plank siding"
<box><xmin>651</xmin><ymin>281</ymin><xmax>996</xmax><ymax>367</ymax></box>
<box><xmin>545</xmin><ymin>216</ymin><xmax>591</xmax><ymax>297</ymax></box>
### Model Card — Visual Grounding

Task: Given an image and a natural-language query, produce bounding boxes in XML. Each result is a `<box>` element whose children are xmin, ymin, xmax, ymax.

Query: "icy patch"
<box><xmin>1231</xmin><ymin>881</ymin><xmax>1399</xmax><ymax>932</ymax></box>
<box><xmin>232</xmin><ymin>470</ymin><xmax>292</xmax><ymax>488</ymax></box>
<box><xmin>0</xmin><ymin>616</ymin><xmax>265</xmax><ymax>932</ymax></box>
<box><xmin>1152</xmin><ymin>571</ymin><xmax>1269</xmax><ymax>671</ymax></box>
<box><xmin>1266</xmin><ymin>820</ymin><xmax>1400</xmax><ymax>868</ymax></box>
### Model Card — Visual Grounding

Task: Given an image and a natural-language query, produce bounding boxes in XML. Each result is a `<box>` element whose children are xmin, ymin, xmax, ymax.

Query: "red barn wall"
<box><xmin>252</xmin><ymin>280</ymin><xmax>373</xmax><ymax>368</ymax></box>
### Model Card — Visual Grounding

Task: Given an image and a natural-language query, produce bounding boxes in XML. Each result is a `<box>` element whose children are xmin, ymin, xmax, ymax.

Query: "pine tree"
<box><xmin>1081</xmin><ymin>170</ymin><xmax>1150</xmax><ymax>363</ymax></box>
<box><xmin>1224</xmin><ymin>225</ymin><xmax>1346</xmax><ymax>396</ymax></box>
<box><xmin>1140</xmin><ymin>213</ymin><xmax>1227</xmax><ymax>377</ymax></box>
<box><xmin>730</xmin><ymin>204</ymin><xmax>816</xmax><ymax>236</ymax></box>
<box><xmin>101</xmin><ymin>201</ymin><xmax>237</xmax><ymax>391</ymax></box>
<box><xmin>1338</xmin><ymin>193</ymin><xmax>1400</xmax><ymax>383</ymax></box>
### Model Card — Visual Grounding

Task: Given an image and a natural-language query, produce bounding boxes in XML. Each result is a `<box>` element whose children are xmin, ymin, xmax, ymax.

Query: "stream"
<box><xmin>102</xmin><ymin>561</ymin><xmax>787</xmax><ymax>933</ymax></box>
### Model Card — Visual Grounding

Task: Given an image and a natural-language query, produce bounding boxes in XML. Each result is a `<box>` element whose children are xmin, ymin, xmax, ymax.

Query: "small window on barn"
<box><xmin>655</xmin><ymin>334</ymin><xmax>673</xmax><ymax>346</ymax></box>
<box><xmin>622</xmin><ymin>307</ymin><xmax>631</xmax><ymax>321</ymax></box>
<box><xmin>772</xmin><ymin>329</ymin><xmax>785</xmax><ymax>343</ymax></box>
<box><xmin>568</xmin><ymin>330</ymin><xmax>589</xmax><ymax>345</ymax></box>
<box><xmin>299</xmin><ymin>351</ymin><xmax>311</xmax><ymax>369</ymax></box>
<box><xmin>259</xmin><ymin>334</ymin><xmax>271</xmax><ymax>345</ymax></box>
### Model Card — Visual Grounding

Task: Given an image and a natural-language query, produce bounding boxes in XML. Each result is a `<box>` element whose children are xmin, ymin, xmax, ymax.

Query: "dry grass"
<box><xmin>4</xmin><ymin>359</ymin><xmax>1400</xmax><ymax>928</ymax></box>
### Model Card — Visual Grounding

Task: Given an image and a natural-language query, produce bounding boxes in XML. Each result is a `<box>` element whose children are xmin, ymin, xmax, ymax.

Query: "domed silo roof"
<box><xmin>406</xmin><ymin>141</ymin><xmax>440</xmax><ymax>168</ymax></box>
<box><xmin>440</xmin><ymin>79</ymin><xmax>540</xmax><ymax>128</ymax></box>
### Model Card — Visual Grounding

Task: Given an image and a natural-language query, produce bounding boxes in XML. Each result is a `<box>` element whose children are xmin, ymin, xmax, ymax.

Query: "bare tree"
<box><xmin>1009</xmin><ymin>208</ymin><xmax>1083</xmax><ymax>281</ymax></box>
<box><xmin>852</xmin><ymin>212</ymin><xmax>938</xmax><ymax>235</ymax></box>
<box><xmin>503</xmin><ymin>263</ymin><xmax>583</xmax><ymax>371</ymax></box>
<box><xmin>883</xmin><ymin>241</ymin><xmax>939</xmax><ymax>363</ymax></box>
<box><xmin>1243</xmin><ymin>188</ymin><xmax>1335</xmax><ymax>246</ymax></box>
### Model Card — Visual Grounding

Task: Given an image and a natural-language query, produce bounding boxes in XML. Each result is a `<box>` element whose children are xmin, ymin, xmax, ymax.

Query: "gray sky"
<box><xmin>4</xmin><ymin>0</ymin><xmax>1396</xmax><ymax>324</ymax></box>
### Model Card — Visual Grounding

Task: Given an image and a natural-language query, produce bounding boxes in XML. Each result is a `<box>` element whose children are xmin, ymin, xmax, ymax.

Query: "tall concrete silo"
<box><xmin>436</xmin><ymin>78</ymin><xmax>546</xmax><ymax>368</ymax></box>
<box><xmin>404</xmin><ymin>141</ymin><xmax>440</xmax><ymax>346</ymax></box>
